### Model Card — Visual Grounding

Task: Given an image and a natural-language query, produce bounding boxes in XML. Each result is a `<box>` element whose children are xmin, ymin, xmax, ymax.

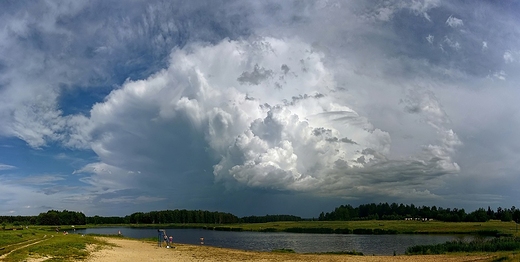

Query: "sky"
<box><xmin>1</xmin><ymin>0</ymin><xmax>519</xmax><ymax>218</ymax></box>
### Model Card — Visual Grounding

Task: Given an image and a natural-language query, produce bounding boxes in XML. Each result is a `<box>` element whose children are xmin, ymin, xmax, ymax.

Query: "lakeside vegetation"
<box><xmin>205</xmin><ymin>220</ymin><xmax>519</xmax><ymax>236</ymax></box>
<box><xmin>53</xmin><ymin>220</ymin><xmax>517</xmax><ymax>237</ymax></box>
<box><xmin>406</xmin><ymin>237</ymin><xmax>520</xmax><ymax>255</ymax></box>
<box><xmin>3</xmin><ymin>202</ymin><xmax>519</xmax><ymax>227</ymax></box>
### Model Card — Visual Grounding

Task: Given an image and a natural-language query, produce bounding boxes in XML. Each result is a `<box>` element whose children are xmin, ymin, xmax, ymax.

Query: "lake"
<box><xmin>75</xmin><ymin>227</ymin><xmax>461</xmax><ymax>255</ymax></box>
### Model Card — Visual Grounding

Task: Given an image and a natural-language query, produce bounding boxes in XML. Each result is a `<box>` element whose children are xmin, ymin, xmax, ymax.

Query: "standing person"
<box><xmin>157</xmin><ymin>230</ymin><xmax>164</xmax><ymax>247</ymax></box>
<box><xmin>169</xmin><ymin>236</ymin><xmax>173</xmax><ymax>246</ymax></box>
<box><xmin>164</xmin><ymin>233</ymin><xmax>169</xmax><ymax>247</ymax></box>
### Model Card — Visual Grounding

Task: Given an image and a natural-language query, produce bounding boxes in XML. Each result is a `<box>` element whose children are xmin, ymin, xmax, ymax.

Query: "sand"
<box><xmin>85</xmin><ymin>237</ymin><xmax>494</xmax><ymax>262</ymax></box>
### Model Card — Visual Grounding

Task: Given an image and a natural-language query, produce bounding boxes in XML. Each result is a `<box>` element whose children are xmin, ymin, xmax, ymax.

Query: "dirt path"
<box><xmin>0</xmin><ymin>237</ymin><xmax>50</xmax><ymax>261</ymax></box>
<box><xmin>86</xmin><ymin>237</ymin><xmax>494</xmax><ymax>262</ymax></box>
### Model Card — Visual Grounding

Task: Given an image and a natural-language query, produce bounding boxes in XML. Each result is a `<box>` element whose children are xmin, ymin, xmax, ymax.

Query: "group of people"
<box><xmin>158</xmin><ymin>229</ymin><xmax>173</xmax><ymax>248</ymax></box>
<box><xmin>163</xmin><ymin>234</ymin><xmax>173</xmax><ymax>248</ymax></box>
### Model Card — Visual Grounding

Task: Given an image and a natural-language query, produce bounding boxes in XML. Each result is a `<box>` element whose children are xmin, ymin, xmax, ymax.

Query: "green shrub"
<box><xmin>284</xmin><ymin>227</ymin><xmax>334</xmax><ymax>234</ymax></box>
<box><xmin>406</xmin><ymin>237</ymin><xmax>520</xmax><ymax>255</ymax></box>
<box><xmin>333</xmin><ymin>228</ymin><xmax>351</xmax><ymax>234</ymax></box>
<box><xmin>353</xmin><ymin>228</ymin><xmax>373</xmax><ymax>234</ymax></box>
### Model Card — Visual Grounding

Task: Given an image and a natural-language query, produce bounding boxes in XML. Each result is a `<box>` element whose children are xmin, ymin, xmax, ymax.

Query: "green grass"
<box><xmin>245</xmin><ymin>220</ymin><xmax>518</xmax><ymax>236</ymax></box>
<box><xmin>3</xmin><ymin>234</ymin><xmax>110</xmax><ymax>262</ymax></box>
<box><xmin>124</xmin><ymin>220</ymin><xmax>516</xmax><ymax>236</ymax></box>
<box><xmin>80</xmin><ymin>220</ymin><xmax>520</xmax><ymax>236</ymax></box>
<box><xmin>0</xmin><ymin>227</ymin><xmax>48</xmax><ymax>257</ymax></box>
<box><xmin>0</xmin><ymin>227</ymin><xmax>112</xmax><ymax>262</ymax></box>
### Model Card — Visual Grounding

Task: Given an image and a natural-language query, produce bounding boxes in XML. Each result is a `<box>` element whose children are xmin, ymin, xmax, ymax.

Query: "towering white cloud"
<box><xmin>77</xmin><ymin>37</ymin><xmax>461</xmax><ymax>200</ymax></box>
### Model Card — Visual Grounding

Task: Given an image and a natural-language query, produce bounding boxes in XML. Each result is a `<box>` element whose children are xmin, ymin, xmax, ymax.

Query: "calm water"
<box><xmin>76</xmin><ymin>227</ymin><xmax>459</xmax><ymax>255</ymax></box>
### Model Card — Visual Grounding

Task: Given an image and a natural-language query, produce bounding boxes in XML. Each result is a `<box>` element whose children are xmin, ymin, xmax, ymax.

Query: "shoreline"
<box><xmin>85</xmin><ymin>237</ymin><xmax>494</xmax><ymax>262</ymax></box>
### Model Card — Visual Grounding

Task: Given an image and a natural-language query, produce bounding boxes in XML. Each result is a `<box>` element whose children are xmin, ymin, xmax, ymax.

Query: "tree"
<box><xmin>466</xmin><ymin>208</ymin><xmax>489</xmax><ymax>222</ymax></box>
<box><xmin>487</xmin><ymin>206</ymin><xmax>495</xmax><ymax>219</ymax></box>
<box><xmin>37</xmin><ymin>210</ymin><xmax>60</xmax><ymax>225</ymax></box>
<box><xmin>36</xmin><ymin>210</ymin><xmax>86</xmax><ymax>225</ymax></box>
<box><xmin>513</xmin><ymin>209</ymin><xmax>520</xmax><ymax>223</ymax></box>
<box><xmin>501</xmin><ymin>211</ymin><xmax>513</xmax><ymax>222</ymax></box>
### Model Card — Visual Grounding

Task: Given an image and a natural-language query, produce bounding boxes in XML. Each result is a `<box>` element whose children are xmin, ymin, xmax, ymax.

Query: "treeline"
<box><xmin>127</xmin><ymin>210</ymin><xmax>239</xmax><ymax>224</ymax></box>
<box><xmin>36</xmin><ymin>210</ymin><xmax>86</xmax><ymax>225</ymax></box>
<box><xmin>3</xmin><ymin>204</ymin><xmax>520</xmax><ymax>226</ymax></box>
<box><xmin>86</xmin><ymin>209</ymin><xmax>240</xmax><ymax>225</ymax></box>
<box><xmin>86</xmin><ymin>216</ymin><xmax>125</xmax><ymax>224</ymax></box>
<box><xmin>87</xmin><ymin>212</ymin><xmax>302</xmax><ymax>225</ymax></box>
<box><xmin>0</xmin><ymin>216</ymin><xmax>35</xmax><ymax>226</ymax></box>
<box><xmin>1</xmin><ymin>210</ymin><xmax>86</xmax><ymax>226</ymax></box>
<box><xmin>319</xmin><ymin>203</ymin><xmax>520</xmax><ymax>223</ymax></box>
<box><xmin>240</xmin><ymin>215</ymin><xmax>303</xmax><ymax>223</ymax></box>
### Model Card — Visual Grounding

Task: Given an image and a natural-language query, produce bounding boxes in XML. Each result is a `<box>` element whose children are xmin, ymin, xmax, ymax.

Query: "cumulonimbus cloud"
<box><xmin>77</xmin><ymin>36</ymin><xmax>461</xmax><ymax>199</ymax></box>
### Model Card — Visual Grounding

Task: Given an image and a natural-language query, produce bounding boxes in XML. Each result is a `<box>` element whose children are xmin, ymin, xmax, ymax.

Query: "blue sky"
<box><xmin>1</xmin><ymin>0</ymin><xmax>519</xmax><ymax>217</ymax></box>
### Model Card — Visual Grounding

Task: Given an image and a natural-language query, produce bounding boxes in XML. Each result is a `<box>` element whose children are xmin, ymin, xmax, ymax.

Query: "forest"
<box><xmin>1</xmin><ymin>203</ymin><xmax>519</xmax><ymax>226</ymax></box>
<box><xmin>318</xmin><ymin>203</ymin><xmax>520</xmax><ymax>223</ymax></box>
<box><xmin>1</xmin><ymin>210</ymin><xmax>85</xmax><ymax>226</ymax></box>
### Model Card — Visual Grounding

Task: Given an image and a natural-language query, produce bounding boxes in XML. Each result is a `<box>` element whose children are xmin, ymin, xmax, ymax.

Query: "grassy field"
<box><xmin>231</xmin><ymin>220</ymin><xmax>520</xmax><ymax>235</ymax></box>
<box><xmin>103</xmin><ymin>220</ymin><xmax>520</xmax><ymax>236</ymax></box>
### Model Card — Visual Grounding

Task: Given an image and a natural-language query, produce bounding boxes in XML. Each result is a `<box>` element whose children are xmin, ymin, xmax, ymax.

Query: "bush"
<box><xmin>353</xmin><ymin>228</ymin><xmax>373</xmax><ymax>234</ymax></box>
<box><xmin>476</xmin><ymin>230</ymin><xmax>499</xmax><ymax>236</ymax></box>
<box><xmin>333</xmin><ymin>228</ymin><xmax>351</xmax><ymax>234</ymax></box>
<box><xmin>406</xmin><ymin>237</ymin><xmax>520</xmax><ymax>255</ymax></box>
<box><xmin>259</xmin><ymin>228</ymin><xmax>277</xmax><ymax>232</ymax></box>
<box><xmin>284</xmin><ymin>227</ymin><xmax>334</xmax><ymax>234</ymax></box>
<box><xmin>213</xmin><ymin>227</ymin><xmax>243</xmax><ymax>231</ymax></box>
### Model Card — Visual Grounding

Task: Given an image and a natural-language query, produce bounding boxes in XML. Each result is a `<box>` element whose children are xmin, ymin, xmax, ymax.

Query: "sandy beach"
<box><xmin>85</xmin><ymin>237</ymin><xmax>494</xmax><ymax>262</ymax></box>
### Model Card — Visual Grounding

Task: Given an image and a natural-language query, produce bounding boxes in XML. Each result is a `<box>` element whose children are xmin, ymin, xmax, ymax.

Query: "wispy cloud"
<box><xmin>0</xmin><ymin>164</ymin><xmax>16</xmax><ymax>171</ymax></box>
<box><xmin>446</xmin><ymin>15</ymin><xmax>464</xmax><ymax>28</ymax></box>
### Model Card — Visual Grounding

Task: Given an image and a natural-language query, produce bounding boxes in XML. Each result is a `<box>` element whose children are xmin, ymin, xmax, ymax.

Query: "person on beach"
<box><xmin>164</xmin><ymin>233</ymin><xmax>169</xmax><ymax>247</ymax></box>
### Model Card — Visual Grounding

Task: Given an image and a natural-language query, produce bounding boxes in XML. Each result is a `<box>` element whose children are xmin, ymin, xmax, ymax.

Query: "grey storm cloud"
<box><xmin>281</xmin><ymin>64</ymin><xmax>290</xmax><ymax>75</ymax></box>
<box><xmin>2</xmin><ymin>0</ymin><xmax>520</xmax><ymax>216</ymax></box>
<box><xmin>237</xmin><ymin>64</ymin><xmax>274</xmax><ymax>85</ymax></box>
